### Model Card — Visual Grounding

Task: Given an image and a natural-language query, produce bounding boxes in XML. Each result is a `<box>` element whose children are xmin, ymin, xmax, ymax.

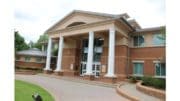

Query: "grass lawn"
<box><xmin>15</xmin><ymin>80</ymin><xmax>54</xmax><ymax>101</ymax></box>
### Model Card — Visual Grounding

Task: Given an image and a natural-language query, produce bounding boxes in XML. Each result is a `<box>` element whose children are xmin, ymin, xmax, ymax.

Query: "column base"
<box><xmin>43</xmin><ymin>70</ymin><xmax>52</xmax><ymax>74</ymax></box>
<box><xmin>102</xmin><ymin>76</ymin><xmax>117</xmax><ymax>83</ymax></box>
<box><xmin>84</xmin><ymin>74</ymin><xmax>95</xmax><ymax>81</ymax></box>
<box><xmin>53</xmin><ymin>71</ymin><xmax>63</xmax><ymax>76</ymax></box>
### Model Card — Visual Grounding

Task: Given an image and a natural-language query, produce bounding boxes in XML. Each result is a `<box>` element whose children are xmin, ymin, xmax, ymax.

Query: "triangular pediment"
<box><xmin>46</xmin><ymin>10</ymin><xmax>117</xmax><ymax>33</ymax></box>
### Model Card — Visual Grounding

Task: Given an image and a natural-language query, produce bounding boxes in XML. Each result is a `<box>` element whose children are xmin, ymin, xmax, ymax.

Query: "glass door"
<box><xmin>92</xmin><ymin>62</ymin><xmax>101</xmax><ymax>77</ymax></box>
<box><xmin>80</xmin><ymin>62</ymin><xmax>86</xmax><ymax>76</ymax></box>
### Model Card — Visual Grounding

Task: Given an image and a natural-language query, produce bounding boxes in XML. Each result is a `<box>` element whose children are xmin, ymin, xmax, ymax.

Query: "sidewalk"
<box><xmin>15</xmin><ymin>74</ymin><xmax>129</xmax><ymax>101</ymax></box>
<box><xmin>120</xmin><ymin>83</ymin><xmax>162</xmax><ymax>101</ymax></box>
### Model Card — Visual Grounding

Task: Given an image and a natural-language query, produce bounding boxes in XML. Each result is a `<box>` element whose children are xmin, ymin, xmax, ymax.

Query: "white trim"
<box><xmin>132</xmin><ymin>74</ymin><xmax>144</xmax><ymax>77</ymax></box>
<box><xmin>153</xmin><ymin>60</ymin><xmax>165</xmax><ymax>63</ymax></box>
<box><xmin>132</xmin><ymin>60</ymin><xmax>144</xmax><ymax>63</ymax></box>
<box><xmin>154</xmin><ymin>76</ymin><xmax>166</xmax><ymax>79</ymax></box>
<box><xmin>154</xmin><ymin>62</ymin><xmax>166</xmax><ymax>77</ymax></box>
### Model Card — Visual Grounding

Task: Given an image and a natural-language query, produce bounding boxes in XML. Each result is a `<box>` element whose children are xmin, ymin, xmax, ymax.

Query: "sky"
<box><xmin>14</xmin><ymin>0</ymin><xmax>165</xmax><ymax>43</ymax></box>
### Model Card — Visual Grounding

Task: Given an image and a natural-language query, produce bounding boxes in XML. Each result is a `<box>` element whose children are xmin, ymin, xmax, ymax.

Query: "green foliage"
<box><xmin>129</xmin><ymin>76</ymin><xmax>137</xmax><ymax>83</ymax></box>
<box><xmin>33</xmin><ymin>34</ymin><xmax>48</xmax><ymax>50</ymax></box>
<box><xmin>158</xmin><ymin>26</ymin><xmax>166</xmax><ymax>42</ymax></box>
<box><xmin>142</xmin><ymin>76</ymin><xmax>166</xmax><ymax>90</ymax></box>
<box><xmin>15</xmin><ymin>31</ymin><xmax>29</xmax><ymax>52</ymax></box>
<box><xmin>37</xmin><ymin>34</ymin><xmax>48</xmax><ymax>43</ymax></box>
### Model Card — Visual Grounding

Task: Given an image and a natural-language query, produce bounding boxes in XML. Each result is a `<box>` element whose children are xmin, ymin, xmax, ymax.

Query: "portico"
<box><xmin>43</xmin><ymin>10</ymin><xmax>133</xmax><ymax>83</ymax></box>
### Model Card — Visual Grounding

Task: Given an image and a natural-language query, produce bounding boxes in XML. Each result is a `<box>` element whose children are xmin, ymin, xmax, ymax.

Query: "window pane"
<box><xmin>133</xmin><ymin>36</ymin><xmax>139</xmax><ymax>46</ymax></box>
<box><xmin>161</xmin><ymin>63</ymin><xmax>166</xmax><ymax>76</ymax></box>
<box><xmin>155</xmin><ymin>63</ymin><xmax>161</xmax><ymax>76</ymax></box>
<box><xmin>94</xmin><ymin>53</ymin><xmax>101</xmax><ymax>62</ymax></box>
<box><xmin>133</xmin><ymin>63</ymin><xmax>143</xmax><ymax>75</ymax></box>
<box><xmin>153</xmin><ymin>34</ymin><xmax>165</xmax><ymax>46</ymax></box>
<box><xmin>133</xmin><ymin>35</ymin><xmax>144</xmax><ymax>47</ymax></box>
<box><xmin>139</xmin><ymin>36</ymin><xmax>144</xmax><ymax>46</ymax></box>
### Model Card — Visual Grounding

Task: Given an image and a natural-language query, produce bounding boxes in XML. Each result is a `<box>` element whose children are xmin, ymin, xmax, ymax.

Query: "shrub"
<box><xmin>129</xmin><ymin>76</ymin><xmax>137</xmax><ymax>83</ymax></box>
<box><xmin>142</xmin><ymin>76</ymin><xmax>166</xmax><ymax>90</ymax></box>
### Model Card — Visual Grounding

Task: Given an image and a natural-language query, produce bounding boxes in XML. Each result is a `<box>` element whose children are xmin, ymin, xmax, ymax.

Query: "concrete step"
<box><xmin>38</xmin><ymin>73</ymin><xmax>118</xmax><ymax>88</ymax></box>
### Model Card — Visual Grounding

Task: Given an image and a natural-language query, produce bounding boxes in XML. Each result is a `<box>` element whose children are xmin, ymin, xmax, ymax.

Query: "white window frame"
<box><xmin>153</xmin><ymin>61</ymin><xmax>166</xmax><ymax>78</ymax></box>
<box><xmin>132</xmin><ymin>61</ymin><xmax>144</xmax><ymax>76</ymax></box>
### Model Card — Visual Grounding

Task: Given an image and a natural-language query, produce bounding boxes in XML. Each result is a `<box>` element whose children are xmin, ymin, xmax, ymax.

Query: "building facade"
<box><xmin>44</xmin><ymin>10</ymin><xmax>165</xmax><ymax>83</ymax></box>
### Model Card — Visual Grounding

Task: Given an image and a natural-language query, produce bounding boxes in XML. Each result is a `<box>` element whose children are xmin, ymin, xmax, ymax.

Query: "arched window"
<box><xmin>66</xmin><ymin>22</ymin><xmax>86</xmax><ymax>28</ymax></box>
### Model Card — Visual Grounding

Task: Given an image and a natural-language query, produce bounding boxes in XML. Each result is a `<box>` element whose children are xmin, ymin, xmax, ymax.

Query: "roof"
<box><xmin>135</xmin><ymin>26</ymin><xmax>165</xmax><ymax>33</ymax></box>
<box><xmin>45</xmin><ymin>10</ymin><xmax>132</xmax><ymax>33</ymax></box>
<box><xmin>16</xmin><ymin>48</ymin><xmax>47</xmax><ymax>57</ymax></box>
<box><xmin>73</xmin><ymin>10</ymin><xmax>130</xmax><ymax>19</ymax></box>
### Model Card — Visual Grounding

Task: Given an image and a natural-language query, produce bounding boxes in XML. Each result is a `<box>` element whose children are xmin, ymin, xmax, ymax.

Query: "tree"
<box><xmin>158</xmin><ymin>26</ymin><xmax>166</xmax><ymax>45</ymax></box>
<box><xmin>33</xmin><ymin>34</ymin><xmax>48</xmax><ymax>50</ymax></box>
<box><xmin>15</xmin><ymin>31</ymin><xmax>29</xmax><ymax>52</ymax></box>
<box><xmin>28</xmin><ymin>41</ymin><xmax>34</xmax><ymax>48</ymax></box>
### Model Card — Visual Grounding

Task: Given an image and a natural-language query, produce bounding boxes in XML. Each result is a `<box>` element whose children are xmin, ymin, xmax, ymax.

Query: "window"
<box><xmin>16</xmin><ymin>56</ymin><xmax>20</xmax><ymax>60</ymax></box>
<box><xmin>93</xmin><ymin>53</ymin><xmax>101</xmax><ymax>62</ymax></box>
<box><xmin>81</xmin><ymin>53</ymin><xmax>87</xmax><ymax>62</ymax></box>
<box><xmin>24</xmin><ymin>56</ymin><xmax>31</xmax><ymax>62</ymax></box>
<box><xmin>133</xmin><ymin>35</ymin><xmax>144</xmax><ymax>47</ymax></box>
<box><xmin>155</xmin><ymin>63</ymin><xmax>166</xmax><ymax>76</ymax></box>
<box><xmin>82</xmin><ymin>39</ymin><xmax>88</xmax><ymax>47</ymax></box>
<box><xmin>94</xmin><ymin>38</ymin><xmax>103</xmax><ymax>47</ymax></box>
<box><xmin>153</xmin><ymin>34</ymin><xmax>165</xmax><ymax>46</ymax></box>
<box><xmin>36</xmin><ymin>57</ymin><xmax>42</xmax><ymax>62</ymax></box>
<box><xmin>133</xmin><ymin>63</ymin><xmax>143</xmax><ymax>76</ymax></box>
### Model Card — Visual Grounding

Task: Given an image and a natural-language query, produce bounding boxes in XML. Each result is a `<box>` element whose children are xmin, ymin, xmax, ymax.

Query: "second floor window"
<box><xmin>133</xmin><ymin>35</ymin><xmax>144</xmax><ymax>47</ymax></box>
<box><xmin>153</xmin><ymin>34</ymin><xmax>165</xmax><ymax>46</ymax></box>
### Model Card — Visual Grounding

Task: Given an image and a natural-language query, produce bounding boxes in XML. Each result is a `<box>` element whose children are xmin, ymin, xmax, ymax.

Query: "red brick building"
<box><xmin>43</xmin><ymin>10</ymin><xmax>165</xmax><ymax>83</ymax></box>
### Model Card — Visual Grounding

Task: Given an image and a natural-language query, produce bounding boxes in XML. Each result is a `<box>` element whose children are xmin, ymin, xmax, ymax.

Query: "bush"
<box><xmin>129</xmin><ymin>76</ymin><xmax>137</xmax><ymax>83</ymax></box>
<box><xmin>142</xmin><ymin>76</ymin><xmax>165</xmax><ymax>90</ymax></box>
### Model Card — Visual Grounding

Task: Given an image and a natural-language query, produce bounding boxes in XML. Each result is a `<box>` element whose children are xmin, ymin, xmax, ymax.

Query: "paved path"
<box><xmin>120</xmin><ymin>83</ymin><xmax>161</xmax><ymax>101</ymax></box>
<box><xmin>15</xmin><ymin>74</ymin><xmax>129</xmax><ymax>101</ymax></box>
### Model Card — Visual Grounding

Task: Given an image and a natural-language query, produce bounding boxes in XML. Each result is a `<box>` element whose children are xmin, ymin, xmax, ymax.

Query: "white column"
<box><xmin>85</xmin><ymin>31</ymin><xmax>94</xmax><ymax>75</ymax></box>
<box><xmin>105</xmin><ymin>28</ymin><xmax>116</xmax><ymax>77</ymax></box>
<box><xmin>54</xmin><ymin>36</ymin><xmax>64</xmax><ymax>72</ymax></box>
<box><xmin>41</xmin><ymin>45</ymin><xmax>44</xmax><ymax>51</ymax></box>
<box><xmin>44</xmin><ymin>37</ymin><xmax>52</xmax><ymax>70</ymax></box>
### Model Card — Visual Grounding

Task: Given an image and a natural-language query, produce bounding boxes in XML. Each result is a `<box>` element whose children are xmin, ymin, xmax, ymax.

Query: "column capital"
<box><xmin>109</xmin><ymin>27</ymin><xmax>115</xmax><ymax>32</ymax></box>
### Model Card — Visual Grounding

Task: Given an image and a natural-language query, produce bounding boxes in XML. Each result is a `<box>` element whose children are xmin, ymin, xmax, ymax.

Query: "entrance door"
<box><xmin>92</xmin><ymin>62</ymin><xmax>101</xmax><ymax>77</ymax></box>
<box><xmin>80</xmin><ymin>62</ymin><xmax>101</xmax><ymax>77</ymax></box>
<box><xmin>80</xmin><ymin>62</ymin><xmax>87</xmax><ymax>76</ymax></box>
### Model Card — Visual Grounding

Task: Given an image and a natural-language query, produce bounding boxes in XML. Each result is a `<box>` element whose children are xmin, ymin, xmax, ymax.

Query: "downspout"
<box><xmin>126</xmin><ymin>31</ymin><xmax>135</xmax><ymax>78</ymax></box>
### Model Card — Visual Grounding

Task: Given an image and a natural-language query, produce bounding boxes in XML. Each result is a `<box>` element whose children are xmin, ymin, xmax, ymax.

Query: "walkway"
<box><xmin>15</xmin><ymin>74</ymin><xmax>129</xmax><ymax>101</ymax></box>
<box><xmin>120</xmin><ymin>83</ymin><xmax>161</xmax><ymax>101</ymax></box>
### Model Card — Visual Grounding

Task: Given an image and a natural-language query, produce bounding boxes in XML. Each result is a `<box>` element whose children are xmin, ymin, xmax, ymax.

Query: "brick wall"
<box><xmin>15</xmin><ymin>61</ymin><xmax>45</xmax><ymax>69</ymax></box>
<box><xmin>61</xmin><ymin>48</ymin><xmax>78</xmax><ymax>70</ymax></box>
<box><xmin>129</xmin><ymin>47</ymin><xmax>165</xmax><ymax>76</ymax></box>
<box><xmin>101</xmin><ymin>45</ymin><xmax>128</xmax><ymax>76</ymax></box>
